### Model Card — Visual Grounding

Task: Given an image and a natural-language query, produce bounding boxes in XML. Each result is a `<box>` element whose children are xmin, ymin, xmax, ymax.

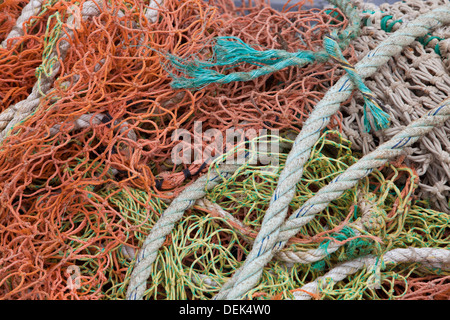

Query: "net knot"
<box><xmin>437</xmin><ymin>151</ymin><xmax>450</xmax><ymax>164</ymax></box>
<box><xmin>429</xmin><ymin>180</ymin><xmax>450</xmax><ymax>199</ymax></box>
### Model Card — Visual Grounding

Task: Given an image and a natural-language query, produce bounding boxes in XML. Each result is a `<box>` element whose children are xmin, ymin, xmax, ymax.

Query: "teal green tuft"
<box><xmin>318</xmin><ymin>226</ymin><xmax>355</xmax><ymax>253</ymax></box>
<box><xmin>311</xmin><ymin>260</ymin><xmax>326</xmax><ymax>271</ymax></box>
<box><xmin>380</xmin><ymin>15</ymin><xmax>402</xmax><ymax>32</ymax></box>
<box><xmin>166</xmin><ymin>36</ymin><xmax>323</xmax><ymax>89</ymax></box>
<box><xmin>363</xmin><ymin>98</ymin><xmax>391</xmax><ymax>133</ymax></box>
<box><xmin>323</xmin><ymin>35</ymin><xmax>390</xmax><ymax>133</ymax></box>
<box><xmin>318</xmin><ymin>226</ymin><xmax>374</xmax><ymax>262</ymax></box>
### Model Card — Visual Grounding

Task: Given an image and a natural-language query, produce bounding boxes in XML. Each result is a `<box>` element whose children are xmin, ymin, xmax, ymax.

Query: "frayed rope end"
<box><xmin>363</xmin><ymin>97</ymin><xmax>391</xmax><ymax>133</ymax></box>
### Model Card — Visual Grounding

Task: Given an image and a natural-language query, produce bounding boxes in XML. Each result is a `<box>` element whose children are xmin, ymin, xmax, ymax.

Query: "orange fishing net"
<box><xmin>0</xmin><ymin>0</ymin><xmax>350</xmax><ymax>299</ymax></box>
<box><xmin>1</xmin><ymin>0</ymin><xmax>44</xmax><ymax>109</ymax></box>
<box><xmin>395</xmin><ymin>275</ymin><xmax>450</xmax><ymax>300</ymax></box>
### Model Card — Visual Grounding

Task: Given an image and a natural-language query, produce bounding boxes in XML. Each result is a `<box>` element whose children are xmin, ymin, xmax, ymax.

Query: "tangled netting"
<box><xmin>0</xmin><ymin>0</ymin><xmax>449</xmax><ymax>300</ymax></box>
<box><xmin>345</xmin><ymin>0</ymin><xmax>450</xmax><ymax>214</ymax></box>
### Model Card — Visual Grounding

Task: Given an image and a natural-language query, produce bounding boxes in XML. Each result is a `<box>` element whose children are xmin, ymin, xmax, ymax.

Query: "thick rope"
<box><xmin>291</xmin><ymin>247</ymin><xmax>450</xmax><ymax>300</ymax></box>
<box><xmin>218</xmin><ymin>95</ymin><xmax>450</xmax><ymax>299</ymax></box>
<box><xmin>274</xmin><ymin>193</ymin><xmax>379</xmax><ymax>264</ymax></box>
<box><xmin>125</xmin><ymin>163</ymin><xmax>241</xmax><ymax>299</ymax></box>
<box><xmin>198</xmin><ymin>196</ymin><xmax>378</xmax><ymax>264</ymax></box>
<box><xmin>215</xmin><ymin>4</ymin><xmax>450</xmax><ymax>299</ymax></box>
<box><xmin>278</xmin><ymin>96</ymin><xmax>450</xmax><ymax>243</ymax></box>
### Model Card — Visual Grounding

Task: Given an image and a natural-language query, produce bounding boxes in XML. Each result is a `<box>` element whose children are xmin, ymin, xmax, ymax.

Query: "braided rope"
<box><xmin>291</xmin><ymin>247</ymin><xmax>450</xmax><ymax>300</ymax></box>
<box><xmin>216</xmin><ymin>4</ymin><xmax>450</xmax><ymax>299</ymax></box>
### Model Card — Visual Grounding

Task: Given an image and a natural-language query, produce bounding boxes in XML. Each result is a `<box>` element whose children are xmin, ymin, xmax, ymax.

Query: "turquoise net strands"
<box><xmin>163</xmin><ymin>0</ymin><xmax>390</xmax><ymax>132</ymax></box>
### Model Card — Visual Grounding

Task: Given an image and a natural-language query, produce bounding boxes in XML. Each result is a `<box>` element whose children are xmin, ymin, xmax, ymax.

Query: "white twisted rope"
<box><xmin>291</xmin><ymin>247</ymin><xmax>450</xmax><ymax>300</ymax></box>
<box><xmin>278</xmin><ymin>98</ymin><xmax>450</xmax><ymax>242</ymax></box>
<box><xmin>274</xmin><ymin>194</ymin><xmax>378</xmax><ymax>264</ymax></box>
<box><xmin>1</xmin><ymin>0</ymin><xmax>44</xmax><ymax>49</ymax></box>
<box><xmin>0</xmin><ymin>0</ymin><xmax>104</xmax><ymax>145</ymax></box>
<box><xmin>218</xmin><ymin>94</ymin><xmax>450</xmax><ymax>299</ymax></box>
<box><xmin>198</xmin><ymin>197</ymin><xmax>378</xmax><ymax>264</ymax></box>
<box><xmin>216</xmin><ymin>4</ymin><xmax>450</xmax><ymax>299</ymax></box>
<box><xmin>125</xmin><ymin>164</ymin><xmax>240</xmax><ymax>300</ymax></box>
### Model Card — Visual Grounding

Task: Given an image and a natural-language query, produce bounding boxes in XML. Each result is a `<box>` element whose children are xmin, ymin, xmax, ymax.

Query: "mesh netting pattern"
<box><xmin>0</xmin><ymin>0</ymin><xmax>449</xmax><ymax>300</ymax></box>
<box><xmin>343</xmin><ymin>0</ymin><xmax>450</xmax><ymax>213</ymax></box>
<box><xmin>0</xmin><ymin>0</ymin><xmax>354</xmax><ymax>299</ymax></box>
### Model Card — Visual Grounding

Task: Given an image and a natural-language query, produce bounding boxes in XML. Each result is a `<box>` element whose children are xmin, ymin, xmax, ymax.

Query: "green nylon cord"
<box><xmin>43</xmin><ymin>130</ymin><xmax>450</xmax><ymax>300</ymax></box>
<box><xmin>35</xmin><ymin>11</ymin><xmax>64</xmax><ymax>96</ymax></box>
<box><xmin>366</xmin><ymin>12</ymin><xmax>443</xmax><ymax>55</ymax></box>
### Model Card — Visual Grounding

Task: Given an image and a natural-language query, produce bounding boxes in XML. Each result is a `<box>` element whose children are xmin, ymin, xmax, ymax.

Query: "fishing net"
<box><xmin>344</xmin><ymin>0</ymin><xmax>450</xmax><ymax>214</ymax></box>
<box><xmin>341</xmin><ymin>0</ymin><xmax>450</xmax><ymax>298</ymax></box>
<box><xmin>1</xmin><ymin>0</ymin><xmax>46</xmax><ymax>110</ymax></box>
<box><xmin>0</xmin><ymin>0</ymin><xmax>352</xmax><ymax>300</ymax></box>
<box><xmin>0</xmin><ymin>0</ymin><xmax>449</xmax><ymax>300</ymax></box>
